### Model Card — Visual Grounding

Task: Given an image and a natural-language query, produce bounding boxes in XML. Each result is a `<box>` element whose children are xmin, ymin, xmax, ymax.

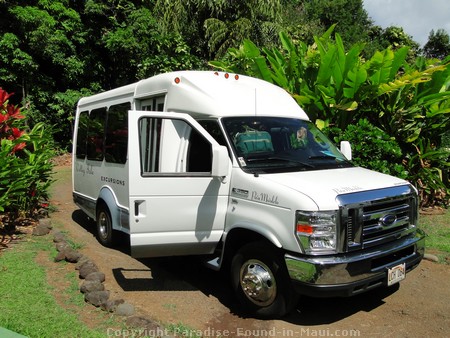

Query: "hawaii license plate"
<box><xmin>387</xmin><ymin>263</ymin><xmax>406</xmax><ymax>286</ymax></box>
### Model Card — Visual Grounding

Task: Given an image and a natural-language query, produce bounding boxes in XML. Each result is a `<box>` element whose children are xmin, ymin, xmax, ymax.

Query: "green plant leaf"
<box><xmin>343</xmin><ymin>66</ymin><xmax>367</xmax><ymax>98</ymax></box>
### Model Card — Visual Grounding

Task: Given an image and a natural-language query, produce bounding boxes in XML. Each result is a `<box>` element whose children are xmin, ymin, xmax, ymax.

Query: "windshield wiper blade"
<box><xmin>245</xmin><ymin>156</ymin><xmax>314</xmax><ymax>169</ymax></box>
<box><xmin>309</xmin><ymin>155</ymin><xmax>337</xmax><ymax>160</ymax></box>
<box><xmin>263</xmin><ymin>156</ymin><xmax>315</xmax><ymax>168</ymax></box>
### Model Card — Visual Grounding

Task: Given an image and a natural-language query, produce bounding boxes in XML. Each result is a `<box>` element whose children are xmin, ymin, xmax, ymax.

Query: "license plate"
<box><xmin>387</xmin><ymin>263</ymin><xmax>406</xmax><ymax>286</ymax></box>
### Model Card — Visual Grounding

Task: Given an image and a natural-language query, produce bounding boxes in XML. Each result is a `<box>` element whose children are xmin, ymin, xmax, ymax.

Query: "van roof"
<box><xmin>78</xmin><ymin>71</ymin><xmax>309</xmax><ymax>120</ymax></box>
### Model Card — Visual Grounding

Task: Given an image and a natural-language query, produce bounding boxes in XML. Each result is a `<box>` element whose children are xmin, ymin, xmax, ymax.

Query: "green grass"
<box><xmin>0</xmin><ymin>235</ymin><xmax>105</xmax><ymax>338</ymax></box>
<box><xmin>64</xmin><ymin>270</ymin><xmax>87</xmax><ymax>307</ymax></box>
<box><xmin>419</xmin><ymin>208</ymin><xmax>450</xmax><ymax>263</ymax></box>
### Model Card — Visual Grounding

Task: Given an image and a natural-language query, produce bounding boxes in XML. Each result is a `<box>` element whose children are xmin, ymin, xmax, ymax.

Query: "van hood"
<box><xmin>263</xmin><ymin>167</ymin><xmax>409</xmax><ymax>210</ymax></box>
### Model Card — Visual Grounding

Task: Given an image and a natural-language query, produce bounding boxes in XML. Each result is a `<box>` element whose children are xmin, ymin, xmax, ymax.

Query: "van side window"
<box><xmin>139</xmin><ymin>117</ymin><xmax>162</xmax><ymax>173</ymax></box>
<box><xmin>76</xmin><ymin>111</ymin><xmax>89</xmax><ymax>159</ymax></box>
<box><xmin>198</xmin><ymin>120</ymin><xmax>227</xmax><ymax>146</ymax></box>
<box><xmin>140</xmin><ymin>96</ymin><xmax>165</xmax><ymax>111</ymax></box>
<box><xmin>187</xmin><ymin>128</ymin><xmax>212</xmax><ymax>172</ymax></box>
<box><xmin>198</xmin><ymin>119</ymin><xmax>231</xmax><ymax>159</ymax></box>
<box><xmin>139</xmin><ymin>117</ymin><xmax>212</xmax><ymax>175</ymax></box>
<box><xmin>105</xmin><ymin>102</ymin><xmax>129</xmax><ymax>164</ymax></box>
<box><xmin>86</xmin><ymin>107</ymin><xmax>107</xmax><ymax>161</ymax></box>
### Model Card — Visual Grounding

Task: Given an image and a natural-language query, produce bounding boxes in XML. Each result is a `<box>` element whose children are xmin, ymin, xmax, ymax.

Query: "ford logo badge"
<box><xmin>380</xmin><ymin>214</ymin><xmax>397</xmax><ymax>226</ymax></box>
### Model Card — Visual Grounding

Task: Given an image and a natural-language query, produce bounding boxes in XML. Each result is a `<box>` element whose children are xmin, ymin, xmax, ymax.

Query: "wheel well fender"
<box><xmin>97</xmin><ymin>187</ymin><xmax>120</xmax><ymax>231</ymax></box>
<box><xmin>221</xmin><ymin>227</ymin><xmax>283</xmax><ymax>271</ymax></box>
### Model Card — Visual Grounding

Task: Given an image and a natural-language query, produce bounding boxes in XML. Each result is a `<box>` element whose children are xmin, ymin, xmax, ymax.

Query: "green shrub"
<box><xmin>324</xmin><ymin>119</ymin><xmax>408</xmax><ymax>179</ymax></box>
<box><xmin>0</xmin><ymin>88</ymin><xmax>54</xmax><ymax>216</ymax></box>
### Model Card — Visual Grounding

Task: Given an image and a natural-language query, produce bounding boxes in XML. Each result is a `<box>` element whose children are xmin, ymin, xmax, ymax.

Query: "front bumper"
<box><xmin>285</xmin><ymin>232</ymin><xmax>425</xmax><ymax>297</ymax></box>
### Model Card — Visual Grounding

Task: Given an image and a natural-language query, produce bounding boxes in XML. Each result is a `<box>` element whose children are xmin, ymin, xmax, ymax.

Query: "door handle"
<box><xmin>134</xmin><ymin>200</ymin><xmax>145</xmax><ymax>216</ymax></box>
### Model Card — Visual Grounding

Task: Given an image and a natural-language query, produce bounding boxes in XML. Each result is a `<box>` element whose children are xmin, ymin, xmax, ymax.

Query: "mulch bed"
<box><xmin>0</xmin><ymin>215</ymin><xmax>38</xmax><ymax>253</ymax></box>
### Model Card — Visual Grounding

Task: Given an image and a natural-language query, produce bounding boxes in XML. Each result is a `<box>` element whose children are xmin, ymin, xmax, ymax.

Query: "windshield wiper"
<box><xmin>309</xmin><ymin>154</ymin><xmax>336</xmax><ymax>159</ymax></box>
<box><xmin>246</xmin><ymin>156</ymin><xmax>314</xmax><ymax>168</ymax></box>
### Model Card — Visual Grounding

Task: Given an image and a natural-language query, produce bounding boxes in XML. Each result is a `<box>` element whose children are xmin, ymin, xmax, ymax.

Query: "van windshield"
<box><xmin>222</xmin><ymin>117</ymin><xmax>353</xmax><ymax>173</ymax></box>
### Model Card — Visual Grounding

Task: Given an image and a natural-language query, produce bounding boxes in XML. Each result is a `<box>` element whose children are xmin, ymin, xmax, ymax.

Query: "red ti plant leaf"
<box><xmin>12</xmin><ymin>142</ymin><xmax>26</xmax><ymax>153</ymax></box>
<box><xmin>6</xmin><ymin>104</ymin><xmax>24</xmax><ymax>120</ymax></box>
<box><xmin>0</xmin><ymin>88</ymin><xmax>13</xmax><ymax>107</ymax></box>
<box><xmin>11</xmin><ymin>127</ymin><xmax>24</xmax><ymax>139</ymax></box>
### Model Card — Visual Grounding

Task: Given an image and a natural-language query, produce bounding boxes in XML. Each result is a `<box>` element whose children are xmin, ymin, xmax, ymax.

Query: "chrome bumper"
<box><xmin>285</xmin><ymin>232</ymin><xmax>425</xmax><ymax>297</ymax></box>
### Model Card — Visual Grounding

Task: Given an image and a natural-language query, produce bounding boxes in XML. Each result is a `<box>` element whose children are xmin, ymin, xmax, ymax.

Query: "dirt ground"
<box><xmin>47</xmin><ymin>160</ymin><xmax>450</xmax><ymax>338</ymax></box>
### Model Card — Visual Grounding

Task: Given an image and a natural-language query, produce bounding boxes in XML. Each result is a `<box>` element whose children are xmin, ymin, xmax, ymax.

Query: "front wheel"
<box><xmin>231</xmin><ymin>241</ymin><xmax>298</xmax><ymax>318</ymax></box>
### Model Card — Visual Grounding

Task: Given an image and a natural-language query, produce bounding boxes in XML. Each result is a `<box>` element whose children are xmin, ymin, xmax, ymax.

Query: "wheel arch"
<box><xmin>97</xmin><ymin>186</ymin><xmax>121</xmax><ymax>231</ymax></box>
<box><xmin>221</xmin><ymin>226</ymin><xmax>283</xmax><ymax>272</ymax></box>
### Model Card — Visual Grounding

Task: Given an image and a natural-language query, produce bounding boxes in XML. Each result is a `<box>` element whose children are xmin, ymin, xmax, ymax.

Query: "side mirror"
<box><xmin>212</xmin><ymin>145</ymin><xmax>230</xmax><ymax>178</ymax></box>
<box><xmin>340</xmin><ymin>141</ymin><xmax>352</xmax><ymax>161</ymax></box>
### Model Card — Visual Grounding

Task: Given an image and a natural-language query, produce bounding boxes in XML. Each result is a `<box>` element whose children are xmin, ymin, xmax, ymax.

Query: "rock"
<box><xmin>55</xmin><ymin>242</ymin><xmax>69</xmax><ymax>252</ymax></box>
<box><xmin>126</xmin><ymin>316</ymin><xmax>160</xmax><ymax>331</ymax></box>
<box><xmin>80</xmin><ymin>280</ymin><xmax>105</xmax><ymax>293</ymax></box>
<box><xmin>102</xmin><ymin>298</ymin><xmax>125</xmax><ymax>312</ymax></box>
<box><xmin>39</xmin><ymin>218</ymin><xmax>52</xmax><ymax>229</ymax></box>
<box><xmin>53</xmin><ymin>232</ymin><xmax>66</xmax><ymax>243</ymax></box>
<box><xmin>75</xmin><ymin>256</ymin><xmax>90</xmax><ymax>270</ymax></box>
<box><xmin>84</xmin><ymin>290</ymin><xmax>110</xmax><ymax>307</ymax></box>
<box><xmin>424</xmin><ymin>253</ymin><xmax>439</xmax><ymax>262</ymax></box>
<box><xmin>32</xmin><ymin>224</ymin><xmax>51</xmax><ymax>236</ymax></box>
<box><xmin>64</xmin><ymin>247</ymin><xmax>83</xmax><ymax>263</ymax></box>
<box><xmin>54</xmin><ymin>251</ymin><xmax>66</xmax><ymax>262</ymax></box>
<box><xmin>116</xmin><ymin>302</ymin><xmax>135</xmax><ymax>316</ymax></box>
<box><xmin>78</xmin><ymin>261</ymin><xmax>99</xmax><ymax>279</ymax></box>
<box><xmin>85</xmin><ymin>271</ymin><xmax>106</xmax><ymax>283</ymax></box>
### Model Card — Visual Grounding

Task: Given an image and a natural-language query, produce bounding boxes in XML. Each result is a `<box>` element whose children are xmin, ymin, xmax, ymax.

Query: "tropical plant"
<box><xmin>0</xmin><ymin>88</ymin><xmax>54</xmax><ymax>216</ymax></box>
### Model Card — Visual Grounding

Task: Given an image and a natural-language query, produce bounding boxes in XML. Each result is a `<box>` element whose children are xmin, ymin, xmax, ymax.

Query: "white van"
<box><xmin>73</xmin><ymin>71</ymin><xmax>424</xmax><ymax>318</ymax></box>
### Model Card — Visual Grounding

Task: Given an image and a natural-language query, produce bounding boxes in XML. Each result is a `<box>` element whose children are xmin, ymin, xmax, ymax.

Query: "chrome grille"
<box><xmin>337</xmin><ymin>186</ymin><xmax>418</xmax><ymax>252</ymax></box>
<box><xmin>362</xmin><ymin>200</ymin><xmax>411</xmax><ymax>248</ymax></box>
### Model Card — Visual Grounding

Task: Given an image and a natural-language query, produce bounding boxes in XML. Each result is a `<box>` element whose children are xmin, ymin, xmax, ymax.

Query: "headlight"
<box><xmin>296</xmin><ymin>210</ymin><xmax>337</xmax><ymax>254</ymax></box>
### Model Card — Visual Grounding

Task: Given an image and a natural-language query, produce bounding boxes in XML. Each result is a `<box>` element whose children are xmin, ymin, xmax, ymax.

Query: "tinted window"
<box><xmin>86</xmin><ymin>107</ymin><xmax>106</xmax><ymax>161</ymax></box>
<box><xmin>105</xmin><ymin>103</ymin><xmax>129</xmax><ymax>164</ymax></box>
<box><xmin>76</xmin><ymin>111</ymin><xmax>89</xmax><ymax>159</ymax></box>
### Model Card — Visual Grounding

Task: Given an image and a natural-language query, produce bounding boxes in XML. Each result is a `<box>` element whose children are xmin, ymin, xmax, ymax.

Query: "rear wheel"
<box><xmin>231</xmin><ymin>241</ymin><xmax>298</xmax><ymax>318</ymax></box>
<box><xmin>96</xmin><ymin>204</ymin><xmax>114</xmax><ymax>247</ymax></box>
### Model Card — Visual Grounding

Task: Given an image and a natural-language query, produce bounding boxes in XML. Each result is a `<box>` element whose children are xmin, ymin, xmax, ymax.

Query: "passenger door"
<box><xmin>128</xmin><ymin>111</ymin><xmax>231</xmax><ymax>258</ymax></box>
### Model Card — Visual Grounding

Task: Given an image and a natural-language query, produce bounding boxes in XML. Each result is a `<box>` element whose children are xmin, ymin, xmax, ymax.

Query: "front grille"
<box><xmin>362</xmin><ymin>201</ymin><xmax>411</xmax><ymax>247</ymax></box>
<box><xmin>337</xmin><ymin>186</ymin><xmax>418</xmax><ymax>252</ymax></box>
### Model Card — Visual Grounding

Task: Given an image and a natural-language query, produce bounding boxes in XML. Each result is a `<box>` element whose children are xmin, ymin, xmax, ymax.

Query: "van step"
<box><xmin>203</xmin><ymin>256</ymin><xmax>221</xmax><ymax>271</ymax></box>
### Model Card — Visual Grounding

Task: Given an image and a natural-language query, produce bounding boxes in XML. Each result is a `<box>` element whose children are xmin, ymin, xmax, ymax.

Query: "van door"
<box><xmin>128</xmin><ymin>111</ymin><xmax>231</xmax><ymax>258</ymax></box>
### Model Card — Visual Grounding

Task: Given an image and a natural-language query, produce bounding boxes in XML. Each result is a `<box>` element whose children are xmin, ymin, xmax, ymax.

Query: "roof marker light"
<box><xmin>214</xmin><ymin>72</ymin><xmax>219</xmax><ymax>76</ymax></box>
<box><xmin>174</xmin><ymin>77</ymin><xmax>181</xmax><ymax>84</ymax></box>
<box><xmin>224</xmin><ymin>73</ymin><xmax>229</xmax><ymax>79</ymax></box>
<box><xmin>234</xmin><ymin>74</ymin><xmax>239</xmax><ymax>80</ymax></box>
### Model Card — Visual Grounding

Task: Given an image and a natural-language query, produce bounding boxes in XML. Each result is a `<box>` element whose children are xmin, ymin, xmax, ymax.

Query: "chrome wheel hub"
<box><xmin>240</xmin><ymin>259</ymin><xmax>276</xmax><ymax>306</ymax></box>
<box><xmin>98</xmin><ymin>212</ymin><xmax>108</xmax><ymax>239</ymax></box>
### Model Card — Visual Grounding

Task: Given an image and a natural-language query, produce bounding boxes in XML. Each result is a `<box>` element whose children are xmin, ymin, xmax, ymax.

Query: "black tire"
<box><xmin>96</xmin><ymin>204</ymin><xmax>114</xmax><ymax>247</ymax></box>
<box><xmin>230</xmin><ymin>241</ymin><xmax>298</xmax><ymax>318</ymax></box>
